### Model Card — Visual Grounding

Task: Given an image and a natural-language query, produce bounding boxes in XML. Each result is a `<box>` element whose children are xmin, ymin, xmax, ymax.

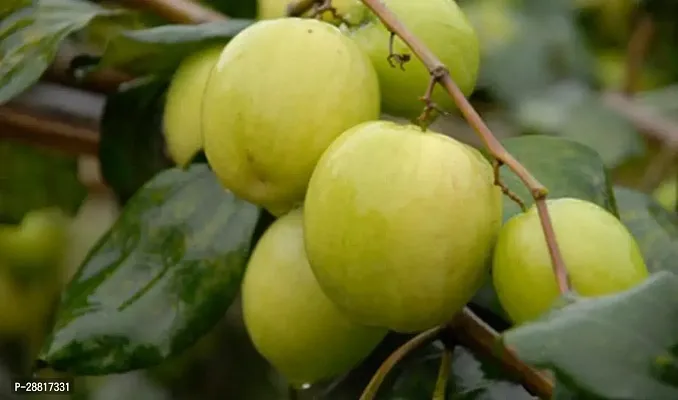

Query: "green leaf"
<box><xmin>614</xmin><ymin>186</ymin><xmax>678</xmax><ymax>275</ymax></box>
<box><xmin>39</xmin><ymin>164</ymin><xmax>260</xmax><ymax>374</ymax></box>
<box><xmin>98</xmin><ymin>77</ymin><xmax>173</xmax><ymax>205</ymax></box>
<box><xmin>516</xmin><ymin>82</ymin><xmax>645</xmax><ymax>169</ymax></box>
<box><xmin>503</xmin><ymin>271</ymin><xmax>678</xmax><ymax>399</ymax></box>
<box><xmin>377</xmin><ymin>342</ymin><xmax>534</xmax><ymax>399</ymax></box>
<box><xmin>496</xmin><ymin>135</ymin><xmax>618</xmax><ymax>222</ymax></box>
<box><xmin>98</xmin><ymin>20</ymin><xmax>252</xmax><ymax>76</ymax></box>
<box><xmin>0</xmin><ymin>141</ymin><xmax>87</xmax><ymax>224</ymax></box>
<box><xmin>464</xmin><ymin>0</ymin><xmax>594</xmax><ymax>105</ymax></box>
<box><xmin>0</xmin><ymin>0</ymin><xmax>130</xmax><ymax>104</ymax></box>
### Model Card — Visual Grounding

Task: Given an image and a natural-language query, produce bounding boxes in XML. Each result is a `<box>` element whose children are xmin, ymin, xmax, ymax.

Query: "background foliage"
<box><xmin>1</xmin><ymin>0</ymin><xmax>678</xmax><ymax>399</ymax></box>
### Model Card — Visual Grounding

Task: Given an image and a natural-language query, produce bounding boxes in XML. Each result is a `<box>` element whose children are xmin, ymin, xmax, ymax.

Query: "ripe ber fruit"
<box><xmin>492</xmin><ymin>198</ymin><xmax>650</xmax><ymax>325</ymax></box>
<box><xmin>242</xmin><ymin>209</ymin><xmax>387</xmax><ymax>386</ymax></box>
<box><xmin>257</xmin><ymin>0</ymin><xmax>367</xmax><ymax>25</ymax></box>
<box><xmin>653</xmin><ymin>178</ymin><xmax>676</xmax><ymax>211</ymax></box>
<box><xmin>202</xmin><ymin>18</ymin><xmax>380</xmax><ymax>217</ymax></box>
<box><xmin>163</xmin><ymin>45</ymin><xmax>224</xmax><ymax>166</ymax></box>
<box><xmin>303</xmin><ymin>121</ymin><xmax>503</xmax><ymax>333</ymax></box>
<box><xmin>348</xmin><ymin>0</ymin><xmax>480</xmax><ymax>119</ymax></box>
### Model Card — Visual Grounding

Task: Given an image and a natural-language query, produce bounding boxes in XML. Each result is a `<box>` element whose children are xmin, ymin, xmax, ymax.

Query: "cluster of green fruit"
<box><xmin>161</xmin><ymin>0</ymin><xmax>650</xmax><ymax>388</ymax></box>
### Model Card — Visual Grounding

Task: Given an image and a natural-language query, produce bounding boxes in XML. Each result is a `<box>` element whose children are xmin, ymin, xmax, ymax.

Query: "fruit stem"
<box><xmin>358</xmin><ymin>326</ymin><xmax>443</xmax><ymax>400</ymax></box>
<box><xmin>452</xmin><ymin>308</ymin><xmax>554</xmax><ymax>399</ymax></box>
<box><xmin>353</xmin><ymin>0</ymin><xmax>573</xmax><ymax>293</ymax></box>
<box><xmin>117</xmin><ymin>0</ymin><xmax>226</xmax><ymax>24</ymax></box>
<box><xmin>431</xmin><ymin>346</ymin><xmax>452</xmax><ymax>400</ymax></box>
<box><xmin>623</xmin><ymin>13</ymin><xmax>654</xmax><ymax>96</ymax></box>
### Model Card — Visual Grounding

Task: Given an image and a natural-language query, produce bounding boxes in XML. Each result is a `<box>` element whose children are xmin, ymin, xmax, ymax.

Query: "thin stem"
<box><xmin>602</xmin><ymin>92</ymin><xmax>678</xmax><ymax>146</ymax></box>
<box><xmin>287</xmin><ymin>0</ymin><xmax>322</xmax><ymax>17</ymax></box>
<box><xmin>117</xmin><ymin>0</ymin><xmax>226</xmax><ymax>23</ymax></box>
<box><xmin>623</xmin><ymin>13</ymin><xmax>654</xmax><ymax>95</ymax></box>
<box><xmin>452</xmin><ymin>308</ymin><xmax>554</xmax><ymax>399</ymax></box>
<box><xmin>0</xmin><ymin>106</ymin><xmax>99</xmax><ymax>156</ymax></box>
<box><xmin>359</xmin><ymin>326</ymin><xmax>444</xmax><ymax>400</ymax></box>
<box><xmin>356</xmin><ymin>0</ymin><xmax>570</xmax><ymax>293</ymax></box>
<box><xmin>432</xmin><ymin>346</ymin><xmax>452</xmax><ymax>400</ymax></box>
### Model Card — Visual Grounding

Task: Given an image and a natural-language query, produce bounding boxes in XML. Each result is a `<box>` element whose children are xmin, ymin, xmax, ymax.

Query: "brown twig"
<box><xmin>286</xmin><ymin>0</ymin><xmax>321</xmax><ymax>17</ymax></box>
<box><xmin>452</xmin><ymin>308</ymin><xmax>554</xmax><ymax>399</ymax></box>
<box><xmin>359</xmin><ymin>327</ymin><xmax>444</xmax><ymax>400</ymax></box>
<box><xmin>602</xmin><ymin>92</ymin><xmax>678</xmax><ymax>146</ymax></box>
<box><xmin>117</xmin><ymin>0</ymin><xmax>226</xmax><ymax>23</ymax></box>
<box><xmin>493</xmin><ymin>160</ymin><xmax>526</xmax><ymax>211</ymax></box>
<box><xmin>0</xmin><ymin>106</ymin><xmax>99</xmax><ymax>156</ymax></box>
<box><xmin>355</xmin><ymin>0</ymin><xmax>571</xmax><ymax>294</ymax></box>
<box><xmin>623</xmin><ymin>13</ymin><xmax>654</xmax><ymax>96</ymax></box>
<box><xmin>43</xmin><ymin>65</ymin><xmax>131</xmax><ymax>95</ymax></box>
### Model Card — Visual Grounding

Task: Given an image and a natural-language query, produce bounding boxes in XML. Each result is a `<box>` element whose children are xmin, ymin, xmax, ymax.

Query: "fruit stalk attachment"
<box><xmin>432</xmin><ymin>345</ymin><xmax>452</xmax><ymax>400</ymax></box>
<box><xmin>358</xmin><ymin>326</ymin><xmax>443</xmax><ymax>400</ymax></box>
<box><xmin>353</xmin><ymin>0</ymin><xmax>571</xmax><ymax>295</ymax></box>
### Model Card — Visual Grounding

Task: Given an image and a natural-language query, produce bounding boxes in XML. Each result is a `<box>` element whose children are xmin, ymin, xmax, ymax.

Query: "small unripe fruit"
<box><xmin>348</xmin><ymin>0</ymin><xmax>480</xmax><ymax>120</ymax></box>
<box><xmin>653</xmin><ymin>178</ymin><xmax>676</xmax><ymax>211</ymax></box>
<box><xmin>492</xmin><ymin>198</ymin><xmax>649</xmax><ymax>325</ymax></box>
<box><xmin>304</xmin><ymin>121</ymin><xmax>503</xmax><ymax>333</ymax></box>
<box><xmin>242</xmin><ymin>209</ymin><xmax>387</xmax><ymax>386</ymax></box>
<box><xmin>163</xmin><ymin>46</ymin><xmax>225</xmax><ymax>166</ymax></box>
<box><xmin>203</xmin><ymin>18</ymin><xmax>380</xmax><ymax>216</ymax></box>
<box><xmin>0</xmin><ymin>208</ymin><xmax>68</xmax><ymax>271</ymax></box>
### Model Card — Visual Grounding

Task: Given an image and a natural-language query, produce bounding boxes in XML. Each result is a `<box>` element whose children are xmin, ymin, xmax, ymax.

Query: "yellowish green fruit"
<box><xmin>653</xmin><ymin>178</ymin><xmax>677</xmax><ymax>211</ymax></box>
<box><xmin>163</xmin><ymin>45</ymin><xmax>225</xmax><ymax>167</ymax></box>
<box><xmin>242</xmin><ymin>209</ymin><xmax>387</xmax><ymax>386</ymax></box>
<box><xmin>257</xmin><ymin>0</ymin><xmax>367</xmax><ymax>25</ymax></box>
<box><xmin>203</xmin><ymin>18</ymin><xmax>380</xmax><ymax>216</ymax></box>
<box><xmin>348</xmin><ymin>0</ymin><xmax>479</xmax><ymax>120</ymax></box>
<box><xmin>303</xmin><ymin>121</ymin><xmax>503</xmax><ymax>333</ymax></box>
<box><xmin>492</xmin><ymin>198</ymin><xmax>649</xmax><ymax>325</ymax></box>
<box><xmin>462</xmin><ymin>0</ymin><xmax>519</xmax><ymax>54</ymax></box>
<box><xmin>0</xmin><ymin>208</ymin><xmax>69</xmax><ymax>272</ymax></box>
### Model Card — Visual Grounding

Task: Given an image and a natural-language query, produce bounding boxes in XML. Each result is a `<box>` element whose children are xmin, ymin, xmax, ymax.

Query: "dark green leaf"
<box><xmin>614</xmin><ymin>186</ymin><xmax>678</xmax><ymax>274</ymax></box>
<box><xmin>0</xmin><ymin>141</ymin><xmax>87</xmax><ymax>224</ymax></box>
<box><xmin>198</xmin><ymin>0</ymin><xmax>257</xmax><ymax>19</ymax></box>
<box><xmin>496</xmin><ymin>135</ymin><xmax>618</xmax><ymax>222</ymax></box>
<box><xmin>98</xmin><ymin>77</ymin><xmax>173</xmax><ymax>205</ymax></box>
<box><xmin>516</xmin><ymin>82</ymin><xmax>645</xmax><ymax>169</ymax></box>
<box><xmin>39</xmin><ymin>164</ymin><xmax>261</xmax><ymax>375</ymax></box>
<box><xmin>504</xmin><ymin>271</ymin><xmax>678</xmax><ymax>399</ymax></box>
<box><xmin>98</xmin><ymin>20</ymin><xmax>252</xmax><ymax>76</ymax></box>
<box><xmin>0</xmin><ymin>0</ymin><xmax>131</xmax><ymax>104</ymax></box>
<box><xmin>377</xmin><ymin>342</ymin><xmax>535</xmax><ymax>399</ymax></box>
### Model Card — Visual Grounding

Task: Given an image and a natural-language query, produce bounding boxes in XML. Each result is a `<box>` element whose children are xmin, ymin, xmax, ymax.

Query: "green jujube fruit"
<box><xmin>348</xmin><ymin>0</ymin><xmax>480</xmax><ymax>120</ymax></box>
<box><xmin>492</xmin><ymin>198</ymin><xmax>650</xmax><ymax>325</ymax></box>
<box><xmin>241</xmin><ymin>209</ymin><xmax>387</xmax><ymax>386</ymax></box>
<box><xmin>163</xmin><ymin>45</ymin><xmax>225</xmax><ymax>167</ymax></box>
<box><xmin>202</xmin><ymin>18</ymin><xmax>380</xmax><ymax>217</ymax></box>
<box><xmin>303</xmin><ymin>121</ymin><xmax>503</xmax><ymax>333</ymax></box>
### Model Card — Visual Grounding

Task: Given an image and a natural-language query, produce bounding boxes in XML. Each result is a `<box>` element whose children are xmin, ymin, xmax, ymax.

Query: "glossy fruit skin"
<box><xmin>257</xmin><ymin>0</ymin><xmax>367</xmax><ymax>25</ymax></box>
<box><xmin>242</xmin><ymin>209</ymin><xmax>387</xmax><ymax>387</ymax></box>
<box><xmin>163</xmin><ymin>45</ymin><xmax>225</xmax><ymax>167</ymax></box>
<box><xmin>492</xmin><ymin>198</ymin><xmax>649</xmax><ymax>325</ymax></box>
<box><xmin>203</xmin><ymin>18</ymin><xmax>380</xmax><ymax>217</ymax></box>
<box><xmin>348</xmin><ymin>0</ymin><xmax>480</xmax><ymax>120</ymax></box>
<box><xmin>303</xmin><ymin>121</ymin><xmax>503</xmax><ymax>333</ymax></box>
